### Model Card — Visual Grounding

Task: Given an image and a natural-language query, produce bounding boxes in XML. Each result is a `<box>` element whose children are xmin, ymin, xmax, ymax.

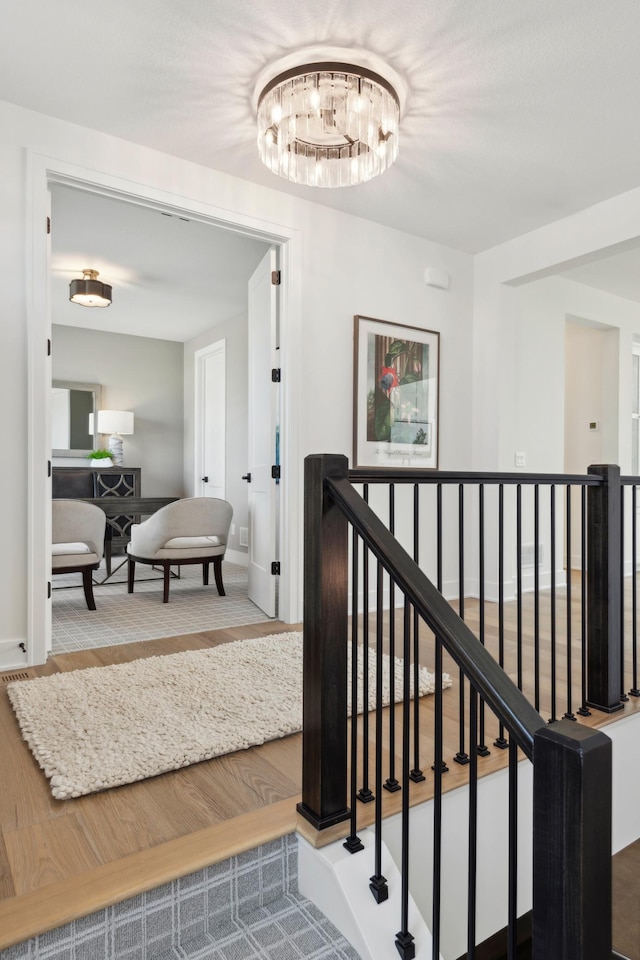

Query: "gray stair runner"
<box><xmin>0</xmin><ymin>834</ymin><xmax>361</xmax><ymax>960</ymax></box>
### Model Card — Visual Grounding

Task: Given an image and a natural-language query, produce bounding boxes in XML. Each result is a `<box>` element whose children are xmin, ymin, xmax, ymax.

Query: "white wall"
<box><xmin>473</xmin><ymin>186</ymin><xmax>640</xmax><ymax>474</ymax></box>
<box><xmin>51</xmin><ymin>324</ymin><xmax>184</xmax><ymax>496</ymax></box>
<box><xmin>184</xmin><ymin>314</ymin><xmax>250</xmax><ymax>557</ymax></box>
<box><xmin>0</xmin><ymin>97</ymin><xmax>474</xmax><ymax>658</ymax></box>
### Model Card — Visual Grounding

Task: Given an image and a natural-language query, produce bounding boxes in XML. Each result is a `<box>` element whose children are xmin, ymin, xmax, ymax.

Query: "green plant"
<box><xmin>86</xmin><ymin>449</ymin><xmax>112</xmax><ymax>460</ymax></box>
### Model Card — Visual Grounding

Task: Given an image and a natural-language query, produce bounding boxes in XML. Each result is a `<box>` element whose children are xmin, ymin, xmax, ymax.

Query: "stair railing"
<box><xmin>299</xmin><ymin>454</ymin><xmax>613</xmax><ymax>960</ymax></box>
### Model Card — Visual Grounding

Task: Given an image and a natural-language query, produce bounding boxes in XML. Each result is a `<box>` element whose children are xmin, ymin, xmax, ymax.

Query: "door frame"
<box><xmin>194</xmin><ymin>338</ymin><xmax>226</xmax><ymax>500</ymax></box>
<box><xmin>26</xmin><ymin>152</ymin><xmax>302</xmax><ymax>665</ymax></box>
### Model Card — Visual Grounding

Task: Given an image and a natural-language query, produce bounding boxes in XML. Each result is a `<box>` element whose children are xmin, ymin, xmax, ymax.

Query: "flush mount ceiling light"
<box><xmin>69</xmin><ymin>269</ymin><xmax>112</xmax><ymax>307</ymax></box>
<box><xmin>256</xmin><ymin>59</ymin><xmax>401</xmax><ymax>188</ymax></box>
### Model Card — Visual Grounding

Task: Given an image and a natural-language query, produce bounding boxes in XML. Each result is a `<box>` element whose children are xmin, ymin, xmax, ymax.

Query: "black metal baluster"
<box><xmin>495</xmin><ymin>485</ymin><xmax>508</xmax><ymax>749</ymax></box>
<box><xmin>516</xmin><ymin>484</ymin><xmax>523</xmax><ymax>691</ymax></box>
<box><xmin>432</xmin><ymin>620</ymin><xmax>444</xmax><ymax>958</ymax></box>
<box><xmin>432</xmin><ymin>484</ymin><xmax>449</xmax><ymax>773</ymax></box>
<box><xmin>467</xmin><ymin>686</ymin><xmax>478</xmax><ymax>959</ymax></box>
<box><xmin>385</xmin><ymin>483</ymin><xmax>400</xmax><ymax>792</ymax></box>
<box><xmin>358</xmin><ymin>484</ymin><xmax>374</xmax><ymax>803</ymax></box>
<box><xmin>621</xmin><ymin>488</ymin><xmax>629</xmax><ymax>702</ymax></box>
<box><xmin>577</xmin><ymin>485</ymin><xmax>591</xmax><ymax>717</ymax></box>
<box><xmin>395</xmin><ymin>597</ymin><xmax>416</xmax><ymax>960</ymax></box>
<box><xmin>534</xmin><ymin>484</ymin><xmax>540</xmax><ymax>712</ymax></box>
<box><xmin>454</xmin><ymin>484</ymin><xmax>469</xmax><ymax>765</ymax></box>
<box><xmin>507</xmin><ymin>739</ymin><xmax>518</xmax><ymax>960</ymax></box>
<box><xmin>410</xmin><ymin>483</ymin><xmax>424</xmax><ymax>782</ymax></box>
<box><xmin>564</xmin><ymin>486</ymin><xmax>575</xmax><ymax>720</ymax></box>
<box><xmin>477</xmin><ymin>485</ymin><xmax>489</xmax><ymax>756</ymax></box>
<box><xmin>631</xmin><ymin>484</ymin><xmax>640</xmax><ymax>698</ymax></box>
<box><xmin>369</xmin><ymin>562</ymin><xmax>388</xmax><ymax>903</ymax></box>
<box><xmin>344</xmin><ymin>528</ymin><xmax>364</xmax><ymax>854</ymax></box>
<box><xmin>550</xmin><ymin>485</ymin><xmax>557</xmax><ymax>722</ymax></box>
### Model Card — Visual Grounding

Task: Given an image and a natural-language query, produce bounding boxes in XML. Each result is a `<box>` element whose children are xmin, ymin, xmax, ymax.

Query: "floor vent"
<box><xmin>0</xmin><ymin>670</ymin><xmax>31</xmax><ymax>684</ymax></box>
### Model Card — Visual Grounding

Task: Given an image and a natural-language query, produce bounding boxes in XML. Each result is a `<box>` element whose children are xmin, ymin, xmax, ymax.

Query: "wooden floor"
<box><xmin>1</xmin><ymin>581</ymin><xmax>639</xmax><ymax>950</ymax></box>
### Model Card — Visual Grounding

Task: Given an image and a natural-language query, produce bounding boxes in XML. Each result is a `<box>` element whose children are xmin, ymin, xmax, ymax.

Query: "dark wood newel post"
<box><xmin>532</xmin><ymin>721</ymin><xmax>612</xmax><ymax>960</ymax></box>
<box><xmin>297</xmin><ymin>454</ymin><xmax>351</xmax><ymax>831</ymax></box>
<box><xmin>586</xmin><ymin>464</ymin><xmax>624</xmax><ymax>712</ymax></box>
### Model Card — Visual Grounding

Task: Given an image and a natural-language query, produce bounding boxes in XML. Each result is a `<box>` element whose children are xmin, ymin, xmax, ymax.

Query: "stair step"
<box><xmin>0</xmin><ymin>835</ymin><xmax>361</xmax><ymax>960</ymax></box>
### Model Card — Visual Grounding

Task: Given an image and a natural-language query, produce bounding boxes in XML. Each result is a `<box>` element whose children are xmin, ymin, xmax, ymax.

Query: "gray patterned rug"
<box><xmin>52</xmin><ymin>560</ymin><xmax>270</xmax><ymax>653</ymax></box>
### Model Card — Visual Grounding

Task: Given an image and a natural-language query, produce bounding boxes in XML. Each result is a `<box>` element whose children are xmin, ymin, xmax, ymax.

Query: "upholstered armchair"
<box><xmin>52</xmin><ymin>499</ymin><xmax>107</xmax><ymax>610</ymax></box>
<box><xmin>126</xmin><ymin>497</ymin><xmax>233</xmax><ymax>602</ymax></box>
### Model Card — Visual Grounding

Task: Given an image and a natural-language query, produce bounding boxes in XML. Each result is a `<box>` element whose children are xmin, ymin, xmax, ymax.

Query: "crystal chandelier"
<box><xmin>256</xmin><ymin>62</ymin><xmax>400</xmax><ymax>188</ymax></box>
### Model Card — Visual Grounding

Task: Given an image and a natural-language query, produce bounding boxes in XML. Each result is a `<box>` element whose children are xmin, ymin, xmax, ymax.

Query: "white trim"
<box><xmin>0</xmin><ymin>638</ymin><xmax>28</xmax><ymax>672</ymax></box>
<box><xmin>27</xmin><ymin>152</ymin><xmax>303</xmax><ymax>665</ymax></box>
<box><xmin>194</xmin><ymin>339</ymin><xmax>226</xmax><ymax>500</ymax></box>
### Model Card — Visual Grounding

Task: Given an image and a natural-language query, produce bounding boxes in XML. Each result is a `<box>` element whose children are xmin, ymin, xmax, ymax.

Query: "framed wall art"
<box><xmin>353</xmin><ymin>315</ymin><xmax>440</xmax><ymax>469</ymax></box>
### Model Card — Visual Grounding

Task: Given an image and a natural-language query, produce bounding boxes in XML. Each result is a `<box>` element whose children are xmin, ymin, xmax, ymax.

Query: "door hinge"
<box><xmin>271</xmin><ymin>270</ymin><xmax>281</xmax><ymax>285</ymax></box>
<box><xmin>47</xmin><ymin>460</ymin><xmax>51</xmax><ymax>478</ymax></box>
<box><xmin>46</xmin><ymin>216</ymin><xmax>51</xmax><ymax>235</ymax></box>
<box><xmin>47</xmin><ymin>338</ymin><xmax>51</xmax><ymax>356</ymax></box>
<box><xmin>47</xmin><ymin>582</ymin><xmax>51</xmax><ymax>599</ymax></box>
<box><xmin>271</xmin><ymin>561</ymin><xmax>280</xmax><ymax>576</ymax></box>
<box><xmin>271</xmin><ymin>465</ymin><xmax>281</xmax><ymax>480</ymax></box>
<box><xmin>271</xmin><ymin>367</ymin><xmax>281</xmax><ymax>382</ymax></box>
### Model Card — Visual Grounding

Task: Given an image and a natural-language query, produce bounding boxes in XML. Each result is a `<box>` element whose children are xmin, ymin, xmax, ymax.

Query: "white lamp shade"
<box><xmin>96</xmin><ymin>410</ymin><xmax>134</xmax><ymax>435</ymax></box>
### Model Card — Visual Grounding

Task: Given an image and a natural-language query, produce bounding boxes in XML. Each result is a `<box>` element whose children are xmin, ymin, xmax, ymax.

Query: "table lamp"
<box><xmin>95</xmin><ymin>410</ymin><xmax>134</xmax><ymax>466</ymax></box>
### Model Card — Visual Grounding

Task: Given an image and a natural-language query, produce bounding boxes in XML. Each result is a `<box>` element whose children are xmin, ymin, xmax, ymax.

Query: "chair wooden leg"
<box><xmin>128</xmin><ymin>557</ymin><xmax>135</xmax><ymax>594</ymax></box>
<box><xmin>213</xmin><ymin>557</ymin><xmax>225</xmax><ymax>596</ymax></box>
<box><xmin>203</xmin><ymin>562</ymin><xmax>209</xmax><ymax>586</ymax></box>
<box><xmin>105</xmin><ymin>539</ymin><xmax>112</xmax><ymax>577</ymax></box>
<box><xmin>82</xmin><ymin>567</ymin><xmax>97</xmax><ymax>611</ymax></box>
<box><xmin>163</xmin><ymin>563</ymin><xmax>171</xmax><ymax>603</ymax></box>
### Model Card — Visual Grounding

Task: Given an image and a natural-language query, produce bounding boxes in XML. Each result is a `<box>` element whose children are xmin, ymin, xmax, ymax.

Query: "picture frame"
<box><xmin>353</xmin><ymin>315</ymin><xmax>440</xmax><ymax>469</ymax></box>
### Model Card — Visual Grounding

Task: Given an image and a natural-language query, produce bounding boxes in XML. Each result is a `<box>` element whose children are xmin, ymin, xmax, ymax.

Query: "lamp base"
<box><xmin>108</xmin><ymin>434</ymin><xmax>124</xmax><ymax>466</ymax></box>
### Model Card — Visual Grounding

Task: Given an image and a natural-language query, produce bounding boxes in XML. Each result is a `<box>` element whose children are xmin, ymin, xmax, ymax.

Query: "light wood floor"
<box><xmin>1</xmin><ymin>581</ymin><xmax>639</xmax><ymax>950</ymax></box>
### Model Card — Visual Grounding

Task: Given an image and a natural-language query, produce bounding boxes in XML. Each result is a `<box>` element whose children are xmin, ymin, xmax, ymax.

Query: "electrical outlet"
<box><xmin>515</xmin><ymin>452</ymin><xmax>526</xmax><ymax>468</ymax></box>
<box><xmin>230</xmin><ymin>523</ymin><xmax>236</xmax><ymax>537</ymax></box>
<box><xmin>240</xmin><ymin>527</ymin><xmax>249</xmax><ymax>547</ymax></box>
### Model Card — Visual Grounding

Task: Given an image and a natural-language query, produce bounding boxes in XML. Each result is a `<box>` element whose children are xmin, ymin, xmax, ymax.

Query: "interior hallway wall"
<box><xmin>0</xmin><ymin>97</ymin><xmax>475</xmax><ymax>656</ymax></box>
<box><xmin>52</xmin><ymin>324</ymin><xmax>184</xmax><ymax>496</ymax></box>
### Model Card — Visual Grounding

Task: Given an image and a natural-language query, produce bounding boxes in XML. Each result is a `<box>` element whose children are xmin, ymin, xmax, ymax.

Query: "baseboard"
<box><xmin>0</xmin><ymin>638</ymin><xmax>28</xmax><ymax>671</ymax></box>
<box><xmin>225</xmin><ymin>549</ymin><xmax>248</xmax><ymax>567</ymax></box>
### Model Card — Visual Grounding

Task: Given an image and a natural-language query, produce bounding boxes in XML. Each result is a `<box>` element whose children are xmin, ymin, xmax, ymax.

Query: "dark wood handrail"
<box><xmin>327</xmin><ymin>474</ymin><xmax>547</xmax><ymax>758</ymax></box>
<box><xmin>349</xmin><ymin>467</ymin><xmax>604</xmax><ymax>485</ymax></box>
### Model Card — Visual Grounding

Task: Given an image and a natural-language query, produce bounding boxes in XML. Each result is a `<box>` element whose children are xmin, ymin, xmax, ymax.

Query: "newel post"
<box><xmin>297</xmin><ymin>454</ymin><xmax>351</xmax><ymax>830</ymax></box>
<box><xmin>532</xmin><ymin>720</ymin><xmax>612</xmax><ymax>960</ymax></box>
<box><xmin>586</xmin><ymin>464</ymin><xmax>623</xmax><ymax>712</ymax></box>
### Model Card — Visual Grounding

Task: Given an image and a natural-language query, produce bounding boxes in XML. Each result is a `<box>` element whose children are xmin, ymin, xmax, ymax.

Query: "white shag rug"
<box><xmin>7</xmin><ymin>631</ymin><xmax>451</xmax><ymax>800</ymax></box>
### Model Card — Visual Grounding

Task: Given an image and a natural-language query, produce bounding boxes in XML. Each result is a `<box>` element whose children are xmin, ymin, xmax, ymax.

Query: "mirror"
<box><xmin>52</xmin><ymin>380</ymin><xmax>102</xmax><ymax>456</ymax></box>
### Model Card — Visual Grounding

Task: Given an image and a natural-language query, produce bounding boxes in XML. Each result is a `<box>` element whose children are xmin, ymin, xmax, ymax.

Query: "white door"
<box><xmin>195</xmin><ymin>340</ymin><xmax>226</xmax><ymax>499</ymax></box>
<box><xmin>247</xmin><ymin>247</ymin><xmax>278</xmax><ymax>616</ymax></box>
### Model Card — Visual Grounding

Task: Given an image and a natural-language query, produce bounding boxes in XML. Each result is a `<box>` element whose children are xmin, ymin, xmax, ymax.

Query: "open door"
<box><xmin>246</xmin><ymin>247</ymin><xmax>279</xmax><ymax>617</ymax></box>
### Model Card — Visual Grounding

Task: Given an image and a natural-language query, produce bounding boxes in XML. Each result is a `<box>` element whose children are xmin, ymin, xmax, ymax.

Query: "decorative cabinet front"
<box><xmin>52</xmin><ymin>466</ymin><xmax>141</xmax><ymax>573</ymax></box>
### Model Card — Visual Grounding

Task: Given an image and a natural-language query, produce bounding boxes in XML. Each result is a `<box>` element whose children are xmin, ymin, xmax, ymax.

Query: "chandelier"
<box><xmin>256</xmin><ymin>61</ymin><xmax>400</xmax><ymax>188</ymax></box>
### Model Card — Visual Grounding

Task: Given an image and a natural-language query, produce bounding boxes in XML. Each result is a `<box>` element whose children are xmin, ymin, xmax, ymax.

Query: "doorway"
<box><xmin>28</xmin><ymin>156</ymin><xmax>301</xmax><ymax>665</ymax></box>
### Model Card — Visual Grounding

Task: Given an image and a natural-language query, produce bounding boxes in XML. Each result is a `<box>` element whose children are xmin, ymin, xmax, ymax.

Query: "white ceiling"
<box><xmin>4</xmin><ymin>0</ymin><xmax>640</xmax><ymax>256</ymax></box>
<box><xmin>15</xmin><ymin>1</ymin><xmax>640</xmax><ymax>317</ymax></box>
<box><xmin>51</xmin><ymin>185</ymin><xmax>269</xmax><ymax>341</ymax></box>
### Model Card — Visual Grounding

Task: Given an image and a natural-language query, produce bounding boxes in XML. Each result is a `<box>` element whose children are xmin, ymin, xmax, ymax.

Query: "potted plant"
<box><xmin>86</xmin><ymin>449</ymin><xmax>113</xmax><ymax>467</ymax></box>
